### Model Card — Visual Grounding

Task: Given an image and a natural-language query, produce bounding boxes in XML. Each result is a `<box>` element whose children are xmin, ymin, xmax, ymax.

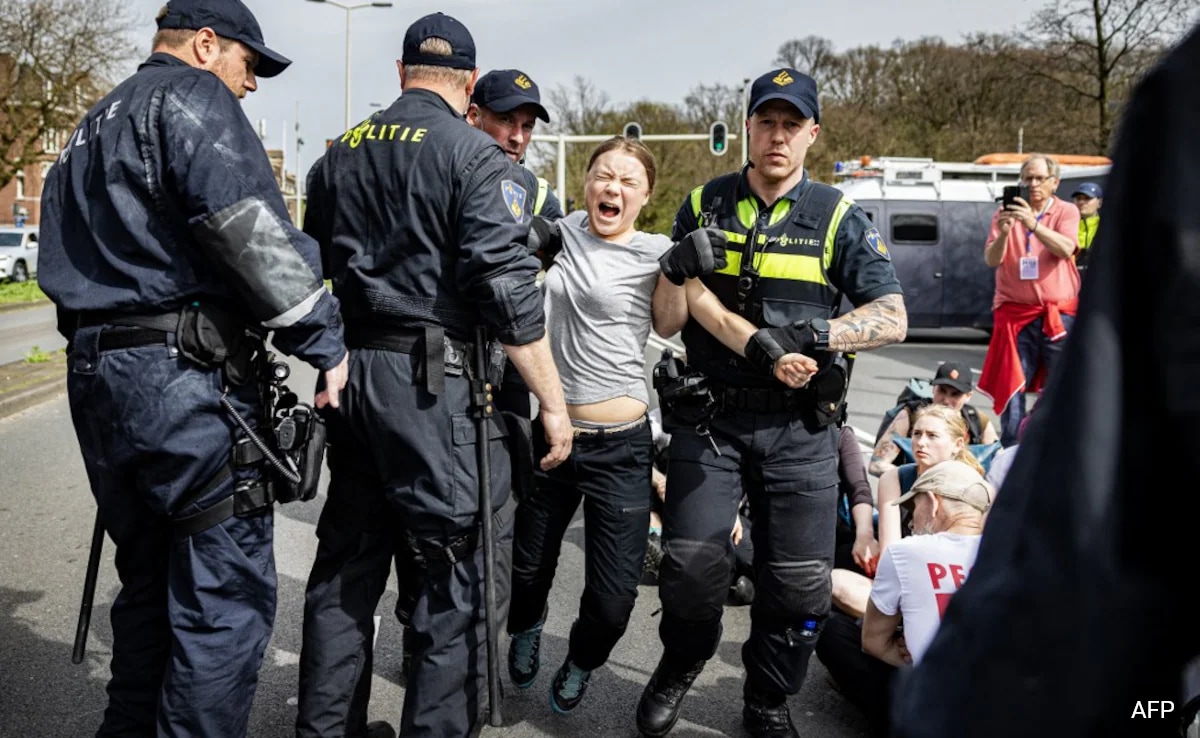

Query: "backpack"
<box><xmin>874</xmin><ymin>378</ymin><xmax>986</xmax><ymax>445</ymax></box>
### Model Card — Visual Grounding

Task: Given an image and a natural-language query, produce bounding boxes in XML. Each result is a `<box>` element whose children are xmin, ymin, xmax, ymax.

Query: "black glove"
<box><xmin>743</xmin><ymin>321</ymin><xmax>817</xmax><ymax>375</ymax></box>
<box><xmin>528</xmin><ymin>216</ymin><xmax>562</xmax><ymax>264</ymax></box>
<box><xmin>659</xmin><ymin>228</ymin><xmax>728</xmax><ymax>285</ymax></box>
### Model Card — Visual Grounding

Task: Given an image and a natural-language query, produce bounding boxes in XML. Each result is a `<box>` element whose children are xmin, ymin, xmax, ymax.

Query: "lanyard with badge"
<box><xmin>1019</xmin><ymin>204</ymin><xmax>1050</xmax><ymax>281</ymax></box>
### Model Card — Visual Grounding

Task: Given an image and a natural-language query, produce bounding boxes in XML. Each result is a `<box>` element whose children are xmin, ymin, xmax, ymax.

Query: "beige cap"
<box><xmin>893</xmin><ymin>460</ymin><xmax>994</xmax><ymax>513</ymax></box>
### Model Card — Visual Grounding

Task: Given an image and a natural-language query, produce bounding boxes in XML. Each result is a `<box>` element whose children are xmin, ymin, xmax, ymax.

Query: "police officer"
<box><xmin>37</xmin><ymin>1</ymin><xmax>349</xmax><ymax>735</ymax></box>
<box><xmin>636</xmin><ymin>68</ymin><xmax>908</xmax><ymax>738</ymax></box>
<box><xmin>467</xmin><ymin>69</ymin><xmax>564</xmax><ymax>223</ymax></box>
<box><xmin>391</xmin><ymin>65</ymin><xmax>567</xmax><ymax>679</ymax></box>
<box><xmin>295</xmin><ymin>13</ymin><xmax>572</xmax><ymax>738</ymax></box>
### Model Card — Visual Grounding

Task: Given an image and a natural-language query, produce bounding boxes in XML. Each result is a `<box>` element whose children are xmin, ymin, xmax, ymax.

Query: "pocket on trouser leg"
<box><xmin>451</xmin><ymin>412</ymin><xmax>512</xmax><ymax>521</ymax></box>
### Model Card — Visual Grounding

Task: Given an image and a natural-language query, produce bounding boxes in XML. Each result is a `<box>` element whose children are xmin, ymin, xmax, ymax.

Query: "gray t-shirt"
<box><xmin>543</xmin><ymin>211</ymin><xmax>672</xmax><ymax>406</ymax></box>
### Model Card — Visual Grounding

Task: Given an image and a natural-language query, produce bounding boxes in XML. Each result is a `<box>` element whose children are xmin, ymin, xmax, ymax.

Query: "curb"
<box><xmin>0</xmin><ymin>374</ymin><xmax>65</xmax><ymax>419</ymax></box>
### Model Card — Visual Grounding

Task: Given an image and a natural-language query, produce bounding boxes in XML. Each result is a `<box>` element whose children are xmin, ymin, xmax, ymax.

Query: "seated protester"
<box><xmin>827</xmin><ymin>405</ymin><xmax>984</xmax><ymax>621</ymax></box>
<box><xmin>870</xmin><ymin>361</ymin><xmax>999</xmax><ymax>477</ymax></box>
<box><xmin>816</xmin><ymin>460</ymin><xmax>992</xmax><ymax>736</ymax></box>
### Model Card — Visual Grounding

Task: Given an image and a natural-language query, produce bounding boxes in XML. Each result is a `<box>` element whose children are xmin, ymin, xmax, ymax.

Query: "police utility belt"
<box><xmin>653</xmin><ymin>350</ymin><xmax>848</xmax><ymax>428</ymax></box>
<box><xmin>346</xmin><ymin>322</ymin><xmax>470</xmax><ymax>395</ymax></box>
<box><xmin>71</xmin><ymin>303</ymin><xmax>327</xmax><ymax>538</ymax></box>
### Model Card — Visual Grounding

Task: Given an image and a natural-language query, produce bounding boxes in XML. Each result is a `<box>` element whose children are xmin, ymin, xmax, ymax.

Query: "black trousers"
<box><xmin>296</xmin><ymin>348</ymin><xmax>513</xmax><ymax>738</ymax></box>
<box><xmin>657</xmin><ymin>407</ymin><xmax>838</xmax><ymax>696</ymax></box>
<box><xmin>508</xmin><ymin>419</ymin><xmax>653</xmax><ymax>671</ymax></box>
<box><xmin>814</xmin><ymin>611</ymin><xmax>895</xmax><ymax>736</ymax></box>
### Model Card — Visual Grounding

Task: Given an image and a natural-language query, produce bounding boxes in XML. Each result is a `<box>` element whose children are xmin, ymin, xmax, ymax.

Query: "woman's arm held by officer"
<box><xmin>684</xmin><ymin>278</ymin><xmax>817</xmax><ymax>386</ymax></box>
<box><xmin>503</xmin><ymin>335</ymin><xmax>573</xmax><ymax>469</ymax></box>
<box><xmin>827</xmin><ymin>293</ymin><xmax>908</xmax><ymax>353</ymax></box>
<box><xmin>651</xmin><ymin>273</ymin><xmax>688</xmax><ymax>339</ymax></box>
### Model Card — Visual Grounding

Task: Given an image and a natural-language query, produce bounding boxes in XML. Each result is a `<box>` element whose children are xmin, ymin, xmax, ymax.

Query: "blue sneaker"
<box><xmin>508</xmin><ymin>619</ymin><xmax>544</xmax><ymax>688</ymax></box>
<box><xmin>550</xmin><ymin>659</ymin><xmax>593</xmax><ymax>714</ymax></box>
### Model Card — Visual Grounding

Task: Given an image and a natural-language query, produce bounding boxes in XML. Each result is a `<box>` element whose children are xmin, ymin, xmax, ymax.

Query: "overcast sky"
<box><xmin>127</xmin><ymin>0</ymin><xmax>1040</xmax><ymax>175</ymax></box>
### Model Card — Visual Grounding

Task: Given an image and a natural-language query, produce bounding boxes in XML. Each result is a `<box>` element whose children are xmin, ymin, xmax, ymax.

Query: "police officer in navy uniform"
<box><xmin>467</xmin><ymin>69</ymin><xmax>564</xmax><ymax>223</ymax></box>
<box><xmin>637</xmin><ymin>68</ymin><xmax>908</xmax><ymax>738</ymax></box>
<box><xmin>37</xmin><ymin>1</ymin><xmax>349</xmax><ymax>735</ymax></box>
<box><xmin>388</xmin><ymin>65</ymin><xmax>566</xmax><ymax>678</ymax></box>
<box><xmin>295</xmin><ymin>13</ymin><xmax>572</xmax><ymax>738</ymax></box>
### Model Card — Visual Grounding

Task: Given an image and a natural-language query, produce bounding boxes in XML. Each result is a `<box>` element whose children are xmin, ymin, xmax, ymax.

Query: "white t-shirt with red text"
<box><xmin>869</xmin><ymin>532</ymin><xmax>982</xmax><ymax>664</ymax></box>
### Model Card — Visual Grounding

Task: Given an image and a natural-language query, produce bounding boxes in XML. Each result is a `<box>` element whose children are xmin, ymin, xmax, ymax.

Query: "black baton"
<box><xmin>473</xmin><ymin>327</ymin><xmax>503</xmax><ymax>727</ymax></box>
<box><xmin>72</xmin><ymin>511</ymin><xmax>105</xmax><ymax>664</ymax></box>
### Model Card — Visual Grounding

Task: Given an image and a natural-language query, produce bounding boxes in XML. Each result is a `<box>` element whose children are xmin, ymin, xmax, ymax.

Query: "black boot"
<box><xmin>365</xmin><ymin>721</ymin><xmax>396</xmax><ymax>738</ymax></box>
<box><xmin>636</xmin><ymin>655</ymin><xmax>705</xmax><ymax>737</ymax></box>
<box><xmin>728</xmin><ymin>575</ymin><xmax>755</xmax><ymax>606</ymax></box>
<box><xmin>742</xmin><ymin>683</ymin><xmax>799</xmax><ymax>738</ymax></box>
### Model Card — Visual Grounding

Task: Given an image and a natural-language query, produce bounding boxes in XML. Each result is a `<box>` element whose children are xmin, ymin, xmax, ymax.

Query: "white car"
<box><xmin>0</xmin><ymin>226</ymin><xmax>38</xmax><ymax>282</ymax></box>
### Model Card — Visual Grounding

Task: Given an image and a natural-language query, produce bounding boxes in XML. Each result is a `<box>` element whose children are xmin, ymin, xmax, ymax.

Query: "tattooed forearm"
<box><xmin>828</xmin><ymin>293</ymin><xmax>907</xmax><ymax>352</ymax></box>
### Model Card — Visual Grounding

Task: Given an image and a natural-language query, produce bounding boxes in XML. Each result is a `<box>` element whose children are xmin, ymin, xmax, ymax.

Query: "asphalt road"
<box><xmin>0</xmin><ymin>329</ymin><xmax>991</xmax><ymax>738</ymax></box>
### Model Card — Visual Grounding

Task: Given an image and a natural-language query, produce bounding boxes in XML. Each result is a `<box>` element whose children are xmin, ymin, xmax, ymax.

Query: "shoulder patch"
<box><xmin>501</xmin><ymin>180</ymin><xmax>527</xmax><ymax>222</ymax></box>
<box><xmin>865</xmin><ymin>227</ymin><xmax>890</xmax><ymax>260</ymax></box>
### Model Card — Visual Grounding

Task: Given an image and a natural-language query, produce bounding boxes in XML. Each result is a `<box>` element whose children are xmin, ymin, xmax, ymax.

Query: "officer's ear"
<box><xmin>396</xmin><ymin>60</ymin><xmax>406</xmax><ymax>87</ymax></box>
<box><xmin>464</xmin><ymin>68</ymin><xmax>481</xmax><ymax>99</ymax></box>
<box><xmin>466</xmin><ymin>103</ymin><xmax>481</xmax><ymax>126</ymax></box>
<box><xmin>192</xmin><ymin>27</ymin><xmax>222</xmax><ymax>69</ymax></box>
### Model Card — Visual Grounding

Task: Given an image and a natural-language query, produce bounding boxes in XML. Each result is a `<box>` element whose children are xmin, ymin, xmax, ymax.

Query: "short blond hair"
<box><xmin>404</xmin><ymin>37</ymin><xmax>474</xmax><ymax>87</ymax></box>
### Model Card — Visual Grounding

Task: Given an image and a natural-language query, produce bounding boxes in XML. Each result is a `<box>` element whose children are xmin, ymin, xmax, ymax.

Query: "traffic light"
<box><xmin>709</xmin><ymin>121</ymin><xmax>729</xmax><ymax>156</ymax></box>
<box><xmin>623</xmin><ymin>121</ymin><xmax>642</xmax><ymax>140</ymax></box>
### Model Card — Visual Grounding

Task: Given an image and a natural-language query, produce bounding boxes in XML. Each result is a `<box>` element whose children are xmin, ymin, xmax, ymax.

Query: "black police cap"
<box><xmin>747</xmin><ymin>68</ymin><xmax>820</xmax><ymax>123</ymax></box>
<box><xmin>401</xmin><ymin>12</ymin><xmax>476</xmax><ymax>70</ymax></box>
<box><xmin>157</xmin><ymin>0</ymin><xmax>291</xmax><ymax>78</ymax></box>
<box><xmin>472</xmin><ymin>69</ymin><xmax>550</xmax><ymax>123</ymax></box>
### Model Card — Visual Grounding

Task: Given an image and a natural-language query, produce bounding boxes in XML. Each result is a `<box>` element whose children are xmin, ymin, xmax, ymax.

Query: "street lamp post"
<box><xmin>306</xmin><ymin>0</ymin><xmax>394</xmax><ymax>130</ymax></box>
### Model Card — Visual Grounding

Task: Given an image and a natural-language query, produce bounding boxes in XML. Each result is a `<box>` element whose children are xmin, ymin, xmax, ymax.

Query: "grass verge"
<box><xmin>0</xmin><ymin>281</ymin><xmax>47</xmax><ymax>305</ymax></box>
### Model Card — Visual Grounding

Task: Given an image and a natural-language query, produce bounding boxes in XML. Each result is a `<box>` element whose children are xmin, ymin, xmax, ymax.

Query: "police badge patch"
<box><xmin>501</xmin><ymin>180</ymin><xmax>527</xmax><ymax>222</ymax></box>
<box><xmin>865</xmin><ymin>227</ymin><xmax>890</xmax><ymax>260</ymax></box>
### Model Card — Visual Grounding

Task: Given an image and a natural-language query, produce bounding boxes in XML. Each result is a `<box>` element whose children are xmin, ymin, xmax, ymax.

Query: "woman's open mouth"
<box><xmin>598</xmin><ymin>202</ymin><xmax>621</xmax><ymax>218</ymax></box>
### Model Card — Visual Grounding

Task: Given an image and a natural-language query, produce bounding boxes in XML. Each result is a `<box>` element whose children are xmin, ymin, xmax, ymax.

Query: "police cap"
<box><xmin>472</xmin><ymin>70</ymin><xmax>550</xmax><ymax>123</ymax></box>
<box><xmin>402</xmin><ymin>12</ymin><xmax>476</xmax><ymax>70</ymax></box>
<box><xmin>157</xmin><ymin>0</ymin><xmax>291</xmax><ymax>78</ymax></box>
<box><xmin>748</xmin><ymin>68</ymin><xmax>820</xmax><ymax>123</ymax></box>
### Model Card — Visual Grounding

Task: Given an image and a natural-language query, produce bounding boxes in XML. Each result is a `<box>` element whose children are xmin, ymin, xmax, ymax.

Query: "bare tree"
<box><xmin>682</xmin><ymin>82</ymin><xmax>741</xmax><ymax>129</ymax></box>
<box><xmin>0</xmin><ymin>0</ymin><xmax>138</xmax><ymax>190</ymax></box>
<box><xmin>1023</xmin><ymin>0</ymin><xmax>1199</xmax><ymax>150</ymax></box>
<box><xmin>773</xmin><ymin>36</ymin><xmax>837</xmax><ymax>88</ymax></box>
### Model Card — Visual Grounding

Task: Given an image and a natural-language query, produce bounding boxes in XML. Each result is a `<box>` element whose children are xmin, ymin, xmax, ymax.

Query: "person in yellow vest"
<box><xmin>636</xmin><ymin>67</ymin><xmax>909</xmax><ymax>738</ymax></box>
<box><xmin>1071</xmin><ymin>181</ymin><xmax>1102</xmax><ymax>270</ymax></box>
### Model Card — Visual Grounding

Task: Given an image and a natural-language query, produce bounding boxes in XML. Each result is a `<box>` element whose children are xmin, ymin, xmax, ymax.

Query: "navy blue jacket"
<box><xmin>39</xmin><ymin>53</ymin><xmax>346</xmax><ymax>370</ymax></box>
<box><xmin>305</xmin><ymin>89</ymin><xmax>544</xmax><ymax>345</ymax></box>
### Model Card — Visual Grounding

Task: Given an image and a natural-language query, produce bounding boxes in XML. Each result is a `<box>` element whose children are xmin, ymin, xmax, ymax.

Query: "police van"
<box><xmin>833</xmin><ymin>154</ymin><xmax>1110</xmax><ymax>330</ymax></box>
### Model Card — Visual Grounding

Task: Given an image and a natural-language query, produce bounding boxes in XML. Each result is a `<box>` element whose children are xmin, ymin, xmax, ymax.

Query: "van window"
<box><xmin>891</xmin><ymin>213</ymin><xmax>938</xmax><ymax>244</ymax></box>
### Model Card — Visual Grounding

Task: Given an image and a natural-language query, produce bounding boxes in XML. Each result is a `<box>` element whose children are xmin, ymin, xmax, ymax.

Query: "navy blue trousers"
<box><xmin>296</xmin><ymin>348</ymin><xmax>512</xmax><ymax>738</ymax></box>
<box><xmin>68</xmin><ymin>326</ymin><xmax>274</xmax><ymax>738</ymax></box>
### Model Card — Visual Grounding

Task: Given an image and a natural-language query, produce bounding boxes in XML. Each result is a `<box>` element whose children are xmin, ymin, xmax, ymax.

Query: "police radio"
<box><xmin>263</xmin><ymin>359</ymin><xmax>327</xmax><ymax>503</ymax></box>
<box><xmin>219</xmin><ymin>355</ymin><xmax>327</xmax><ymax>504</ymax></box>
